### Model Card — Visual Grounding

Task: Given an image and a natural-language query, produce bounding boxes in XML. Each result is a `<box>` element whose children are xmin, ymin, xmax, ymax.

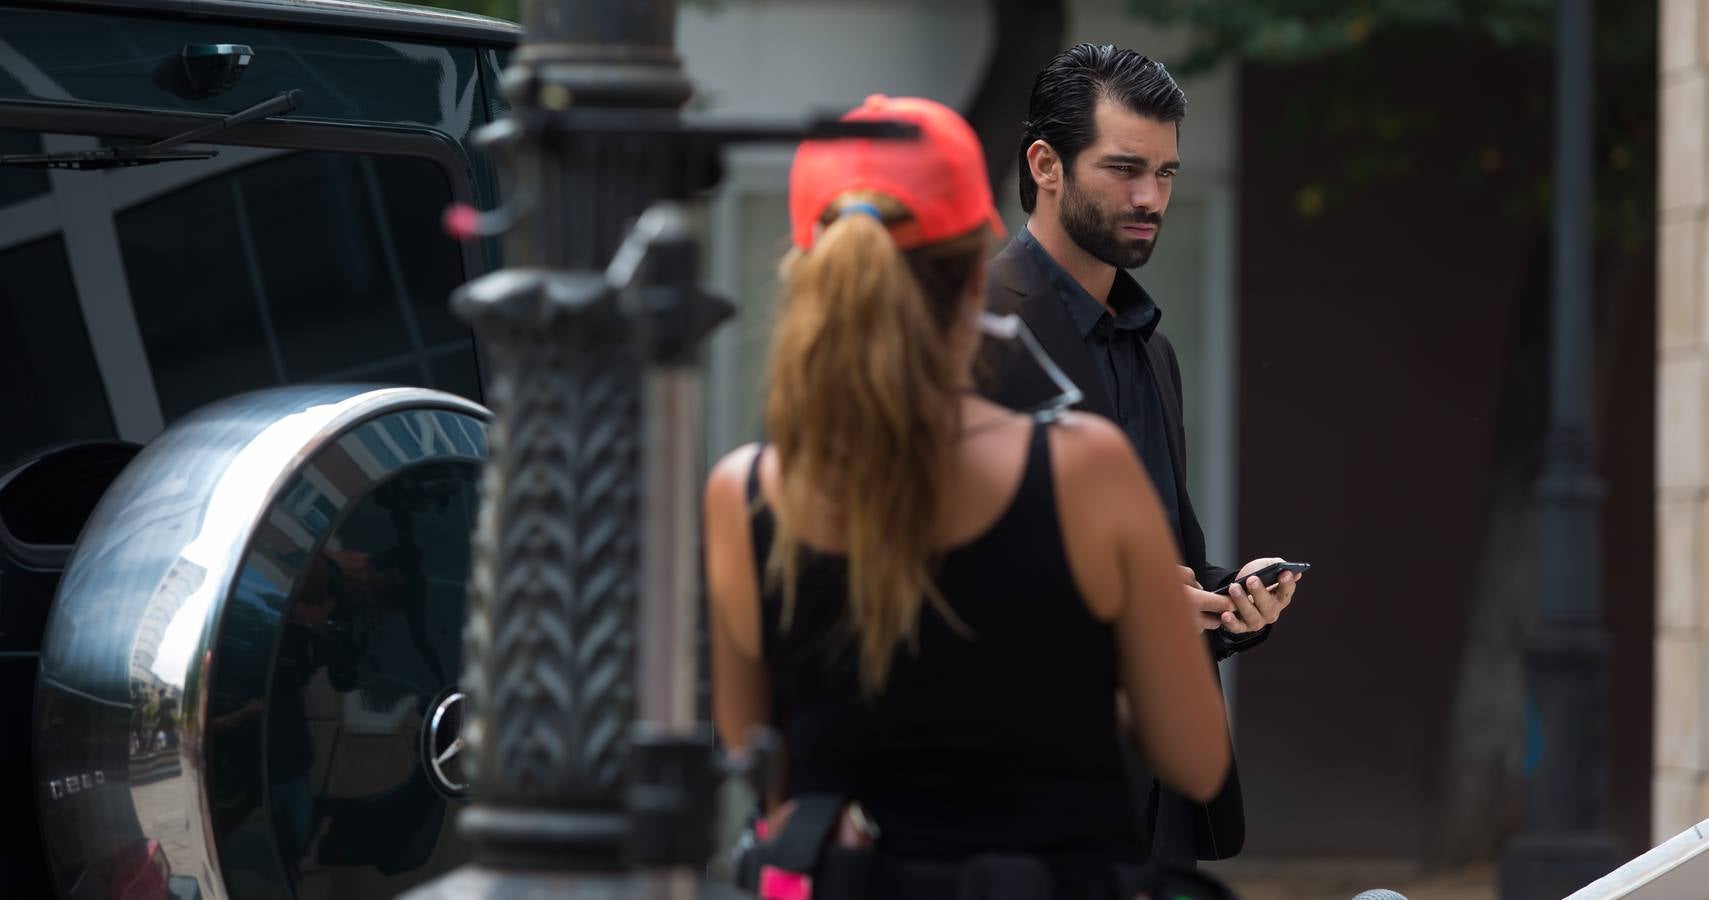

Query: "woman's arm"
<box><xmin>704</xmin><ymin>444</ymin><xmax>770</xmax><ymax>756</ymax></box>
<box><xmin>1053</xmin><ymin>415</ymin><xmax>1231</xmax><ymax>801</ymax></box>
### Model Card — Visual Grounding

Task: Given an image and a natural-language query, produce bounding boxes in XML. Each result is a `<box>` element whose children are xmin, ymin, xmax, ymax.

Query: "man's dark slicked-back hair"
<box><xmin>1017</xmin><ymin>43</ymin><xmax>1187</xmax><ymax>213</ymax></box>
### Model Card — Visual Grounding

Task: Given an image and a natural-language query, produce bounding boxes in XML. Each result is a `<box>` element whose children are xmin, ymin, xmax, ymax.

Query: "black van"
<box><xmin>0</xmin><ymin>2</ymin><xmax>519</xmax><ymax>896</ymax></box>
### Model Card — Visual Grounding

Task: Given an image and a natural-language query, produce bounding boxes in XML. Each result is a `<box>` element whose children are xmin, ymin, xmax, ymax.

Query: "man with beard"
<box><xmin>981</xmin><ymin>43</ymin><xmax>1302</xmax><ymax>867</ymax></box>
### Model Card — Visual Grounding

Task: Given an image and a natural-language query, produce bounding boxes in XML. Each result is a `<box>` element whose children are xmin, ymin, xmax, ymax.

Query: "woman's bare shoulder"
<box><xmin>706</xmin><ymin>442</ymin><xmax>765</xmax><ymax>509</ymax></box>
<box><xmin>1048</xmin><ymin>412</ymin><xmax>1142</xmax><ymax>477</ymax></box>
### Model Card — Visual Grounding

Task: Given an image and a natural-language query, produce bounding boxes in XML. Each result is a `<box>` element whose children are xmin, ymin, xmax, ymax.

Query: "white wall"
<box><xmin>678</xmin><ymin>0</ymin><xmax>1235</xmax><ymax>183</ymax></box>
<box><xmin>679</xmin><ymin>0</ymin><xmax>991</xmax><ymax>121</ymax></box>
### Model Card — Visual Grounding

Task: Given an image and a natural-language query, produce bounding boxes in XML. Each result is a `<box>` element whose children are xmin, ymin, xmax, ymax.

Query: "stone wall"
<box><xmin>1656</xmin><ymin>0</ymin><xmax>1709</xmax><ymax>842</ymax></box>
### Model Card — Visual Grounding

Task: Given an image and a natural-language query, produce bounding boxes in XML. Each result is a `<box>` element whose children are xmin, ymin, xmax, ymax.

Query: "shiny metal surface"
<box><xmin>38</xmin><ymin>0</ymin><xmax>522</xmax><ymax>45</ymax></box>
<box><xmin>35</xmin><ymin>385</ymin><xmax>488</xmax><ymax>900</ymax></box>
<box><xmin>0</xmin><ymin>8</ymin><xmax>488</xmax><ymax>144</ymax></box>
<box><xmin>637</xmin><ymin>368</ymin><xmax>702</xmax><ymax>731</ymax></box>
<box><xmin>425</xmin><ymin>690</ymin><xmax>469</xmax><ymax>797</ymax></box>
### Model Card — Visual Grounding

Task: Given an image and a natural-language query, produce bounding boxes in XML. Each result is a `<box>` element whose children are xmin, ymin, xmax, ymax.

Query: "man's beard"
<box><xmin>1060</xmin><ymin>175</ymin><xmax>1163</xmax><ymax>269</ymax></box>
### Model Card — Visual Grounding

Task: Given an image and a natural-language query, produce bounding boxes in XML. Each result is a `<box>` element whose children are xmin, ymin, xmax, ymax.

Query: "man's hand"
<box><xmin>1181</xmin><ymin>565</ymin><xmax>1235</xmax><ymax>632</ymax></box>
<box><xmin>1220</xmin><ymin>556</ymin><xmax>1303</xmax><ymax>634</ymax></box>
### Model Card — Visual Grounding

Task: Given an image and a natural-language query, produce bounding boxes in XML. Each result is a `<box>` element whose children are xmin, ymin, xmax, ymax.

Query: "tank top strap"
<box><xmin>1025</xmin><ymin>411</ymin><xmax>1052</xmax><ymax>480</ymax></box>
<box><xmin>745</xmin><ymin>445</ymin><xmax>782</xmax><ymax>665</ymax></box>
<box><xmin>746</xmin><ymin>444</ymin><xmax>772</xmax><ymax>558</ymax></box>
<box><xmin>1012</xmin><ymin>414</ymin><xmax>1056</xmax><ymax>529</ymax></box>
<box><xmin>947</xmin><ymin>415</ymin><xmax>1056</xmax><ymax>555</ymax></box>
<box><xmin>746</xmin><ymin>443</ymin><xmax>764</xmax><ymax>504</ymax></box>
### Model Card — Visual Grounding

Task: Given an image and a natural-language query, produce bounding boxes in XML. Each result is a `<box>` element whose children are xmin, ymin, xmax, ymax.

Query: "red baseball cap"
<box><xmin>789</xmin><ymin>94</ymin><xmax>1005</xmax><ymax>251</ymax></box>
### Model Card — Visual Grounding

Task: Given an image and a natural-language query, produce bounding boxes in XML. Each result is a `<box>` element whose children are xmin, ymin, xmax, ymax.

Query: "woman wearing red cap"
<box><xmin>703</xmin><ymin>96</ymin><xmax>1231</xmax><ymax>898</ymax></box>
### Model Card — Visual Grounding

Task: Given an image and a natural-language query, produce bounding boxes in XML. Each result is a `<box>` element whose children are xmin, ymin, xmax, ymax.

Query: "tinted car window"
<box><xmin>115</xmin><ymin>146</ymin><xmax>478</xmax><ymax>419</ymax></box>
<box><xmin>0</xmin><ymin>235</ymin><xmax>117</xmax><ymax>461</ymax></box>
<box><xmin>0</xmin><ymin>133</ymin><xmax>479</xmax><ymax>456</ymax></box>
<box><xmin>0</xmin><ymin>129</ymin><xmax>48</xmax><ymax>206</ymax></box>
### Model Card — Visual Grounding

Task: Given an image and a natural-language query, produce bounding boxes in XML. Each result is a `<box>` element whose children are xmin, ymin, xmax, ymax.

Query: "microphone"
<box><xmin>1351</xmin><ymin>891</ymin><xmax>1408</xmax><ymax>900</ymax></box>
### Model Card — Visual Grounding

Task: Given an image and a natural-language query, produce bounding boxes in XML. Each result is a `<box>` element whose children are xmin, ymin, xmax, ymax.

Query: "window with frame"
<box><xmin>0</xmin><ymin>130</ymin><xmax>480</xmax><ymax>462</ymax></box>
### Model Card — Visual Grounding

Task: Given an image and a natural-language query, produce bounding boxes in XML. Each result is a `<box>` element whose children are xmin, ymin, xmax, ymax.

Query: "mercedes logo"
<box><xmin>422</xmin><ymin>688</ymin><xmax>469</xmax><ymax>798</ymax></box>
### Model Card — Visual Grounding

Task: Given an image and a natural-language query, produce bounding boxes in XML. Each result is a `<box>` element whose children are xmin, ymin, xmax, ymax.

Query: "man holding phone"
<box><xmin>980</xmin><ymin>43</ymin><xmax>1304</xmax><ymax>866</ymax></box>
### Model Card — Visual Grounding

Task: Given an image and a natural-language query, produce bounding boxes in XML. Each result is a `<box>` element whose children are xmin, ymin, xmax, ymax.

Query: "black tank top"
<box><xmin>747</xmin><ymin>420</ymin><xmax>1143</xmax><ymax>864</ymax></box>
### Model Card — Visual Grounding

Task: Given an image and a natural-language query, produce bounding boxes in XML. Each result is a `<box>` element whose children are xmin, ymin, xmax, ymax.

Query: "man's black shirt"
<box><xmin>1016</xmin><ymin>227</ymin><xmax>1181</xmax><ymax>541</ymax></box>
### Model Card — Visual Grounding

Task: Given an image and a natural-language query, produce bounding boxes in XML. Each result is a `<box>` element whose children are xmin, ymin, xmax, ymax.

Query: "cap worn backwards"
<box><xmin>789</xmin><ymin>94</ymin><xmax>1005</xmax><ymax>252</ymax></box>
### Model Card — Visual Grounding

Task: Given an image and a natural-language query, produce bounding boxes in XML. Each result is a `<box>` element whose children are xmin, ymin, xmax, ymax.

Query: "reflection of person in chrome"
<box><xmin>273</xmin><ymin>542</ymin><xmax>447</xmax><ymax>879</ymax></box>
<box><xmin>703</xmin><ymin>95</ymin><xmax>1230</xmax><ymax>896</ymax></box>
<box><xmin>269</xmin><ymin>552</ymin><xmax>342</xmax><ymax>878</ymax></box>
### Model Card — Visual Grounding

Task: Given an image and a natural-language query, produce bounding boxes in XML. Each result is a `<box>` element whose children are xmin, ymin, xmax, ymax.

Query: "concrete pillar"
<box><xmin>1654</xmin><ymin>0</ymin><xmax>1709</xmax><ymax>843</ymax></box>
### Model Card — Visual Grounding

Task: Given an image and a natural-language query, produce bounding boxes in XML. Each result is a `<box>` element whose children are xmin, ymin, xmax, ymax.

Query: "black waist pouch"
<box><xmin>731</xmin><ymin>794</ymin><xmax>878</xmax><ymax>900</ymax></box>
<box><xmin>728</xmin><ymin>796</ymin><xmax>1240</xmax><ymax>900</ymax></box>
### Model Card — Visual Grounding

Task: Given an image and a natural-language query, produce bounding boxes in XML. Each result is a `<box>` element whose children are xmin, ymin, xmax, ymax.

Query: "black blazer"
<box><xmin>977</xmin><ymin>235</ymin><xmax>1255</xmax><ymax>860</ymax></box>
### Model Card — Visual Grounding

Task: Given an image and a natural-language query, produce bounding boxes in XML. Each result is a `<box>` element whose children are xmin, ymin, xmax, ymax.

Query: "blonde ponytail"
<box><xmin>762</xmin><ymin>192</ymin><xmax>987</xmax><ymax>696</ymax></box>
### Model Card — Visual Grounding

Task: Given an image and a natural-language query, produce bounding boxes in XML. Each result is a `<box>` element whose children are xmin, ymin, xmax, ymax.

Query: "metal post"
<box><xmin>1498</xmin><ymin>0</ymin><xmax>1624</xmax><ymax>896</ymax></box>
<box><xmin>399</xmin><ymin>1</ymin><xmax>698</xmax><ymax>896</ymax></box>
<box><xmin>398</xmin><ymin>4</ymin><xmax>915</xmax><ymax>896</ymax></box>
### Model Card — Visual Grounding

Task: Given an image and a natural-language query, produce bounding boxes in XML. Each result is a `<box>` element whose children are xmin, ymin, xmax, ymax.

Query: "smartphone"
<box><xmin>1219</xmin><ymin>561</ymin><xmax>1310</xmax><ymax>595</ymax></box>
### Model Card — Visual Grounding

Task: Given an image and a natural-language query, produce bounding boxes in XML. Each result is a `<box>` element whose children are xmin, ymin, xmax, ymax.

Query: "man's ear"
<box><xmin>1026</xmin><ymin>140</ymin><xmax>1061</xmax><ymax>196</ymax></box>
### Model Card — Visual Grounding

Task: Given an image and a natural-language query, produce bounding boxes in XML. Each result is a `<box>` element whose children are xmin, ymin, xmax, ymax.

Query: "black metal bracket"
<box><xmin>624</xmin><ymin>723</ymin><xmax>783</xmax><ymax>870</ymax></box>
<box><xmin>446</xmin><ymin>112</ymin><xmax>915</xmax><ymax>360</ymax></box>
<box><xmin>625</xmin><ymin>724</ymin><xmax>719</xmax><ymax>868</ymax></box>
<box><xmin>454</xmin><ymin>108</ymin><xmax>918</xmax><ymax>232</ymax></box>
<box><xmin>608</xmin><ymin>204</ymin><xmax>733</xmax><ymax>365</ymax></box>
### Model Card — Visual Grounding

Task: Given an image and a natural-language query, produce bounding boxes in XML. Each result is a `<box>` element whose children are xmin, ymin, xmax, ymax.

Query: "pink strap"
<box><xmin>758</xmin><ymin>865</ymin><xmax>813</xmax><ymax>900</ymax></box>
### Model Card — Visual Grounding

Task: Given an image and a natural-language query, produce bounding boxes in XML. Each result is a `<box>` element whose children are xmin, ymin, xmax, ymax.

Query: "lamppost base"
<box><xmin>1499</xmin><ymin>833</ymin><xmax>1624</xmax><ymax>900</ymax></box>
<box><xmin>399</xmin><ymin>867</ymin><xmax>632</xmax><ymax>900</ymax></box>
<box><xmin>398</xmin><ymin>866</ymin><xmax>755</xmax><ymax>900</ymax></box>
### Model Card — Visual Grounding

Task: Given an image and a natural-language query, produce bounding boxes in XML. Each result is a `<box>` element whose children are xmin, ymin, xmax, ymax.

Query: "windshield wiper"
<box><xmin>0</xmin><ymin>89</ymin><xmax>304</xmax><ymax>171</ymax></box>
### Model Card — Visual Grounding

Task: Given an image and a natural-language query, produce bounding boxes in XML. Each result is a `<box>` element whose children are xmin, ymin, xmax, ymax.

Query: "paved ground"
<box><xmin>132</xmin><ymin>774</ymin><xmax>203</xmax><ymax>880</ymax></box>
<box><xmin>1206</xmin><ymin>858</ymin><xmax>1496</xmax><ymax>900</ymax></box>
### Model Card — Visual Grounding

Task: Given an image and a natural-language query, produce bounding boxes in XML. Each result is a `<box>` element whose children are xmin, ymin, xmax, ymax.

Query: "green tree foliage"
<box><xmin>1130</xmin><ymin>0</ymin><xmax>1654</xmax><ymax>247</ymax></box>
<box><xmin>1133</xmin><ymin>0</ymin><xmax>1560</xmax><ymax>71</ymax></box>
